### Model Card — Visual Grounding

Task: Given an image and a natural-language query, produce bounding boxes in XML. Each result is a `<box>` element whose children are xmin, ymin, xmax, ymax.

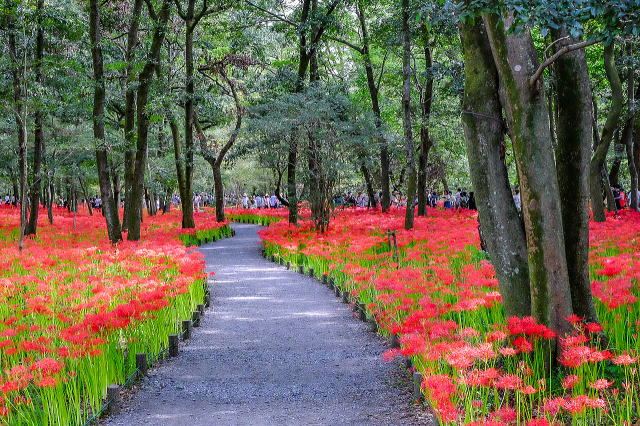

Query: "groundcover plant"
<box><xmin>0</xmin><ymin>205</ymin><xmax>229</xmax><ymax>425</ymax></box>
<box><xmin>250</xmin><ymin>206</ymin><xmax>640</xmax><ymax>425</ymax></box>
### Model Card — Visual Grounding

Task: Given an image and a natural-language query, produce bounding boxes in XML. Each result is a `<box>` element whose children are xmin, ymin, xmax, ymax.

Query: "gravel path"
<box><xmin>104</xmin><ymin>223</ymin><xmax>433</xmax><ymax>426</ymax></box>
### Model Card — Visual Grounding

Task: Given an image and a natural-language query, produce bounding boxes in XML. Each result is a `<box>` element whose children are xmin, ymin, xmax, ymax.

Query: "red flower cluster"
<box><xmin>0</xmin><ymin>205</ymin><xmax>227</xmax><ymax>423</ymax></box>
<box><xmin>259</xmin><ymin>206</ymin><xmax>640</xmax><ymax>424</ymax></box>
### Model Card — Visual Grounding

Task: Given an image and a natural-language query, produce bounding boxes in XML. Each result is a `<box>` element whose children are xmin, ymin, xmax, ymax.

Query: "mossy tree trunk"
<box><xmin>552</xmin><ymin>30</ymin><xmax>598</xmax><ymax>323</ymax></box>
<box><xmin>483</xmin><ymin>12</ymin><xmax>574</xmax><ymax>337</ymax></box>
<box><xmin>590</xmin><ymin>43</ymin><xmax>623</xmax><ymax>222</ymax></box>
<box><xmin>459</xmin><ymin>15</ymin><xmax>531</xmax><ymax>318</ymax></box>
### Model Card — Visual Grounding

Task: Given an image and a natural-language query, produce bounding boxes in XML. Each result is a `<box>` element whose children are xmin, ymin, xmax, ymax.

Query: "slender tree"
<box><xmin>25</xmin><ymin>0</ymin><xmax>45</xmax><ymax>236</ymax></box>
<box><xmin>401</xmin><ymin>0</ymin><xmax>417</xmax><ymax>230</ymax></box>
<box><xmin>89</xmin><ymin>0</ymin><xmax>122</xmax><ymax>243</ymax></box>
<box><xmin>125</xmin><ymin>0</ymin><xmax>172</xmax><ymax>241</ymax></box>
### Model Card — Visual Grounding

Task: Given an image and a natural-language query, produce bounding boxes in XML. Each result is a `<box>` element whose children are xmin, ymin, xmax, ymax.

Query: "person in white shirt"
<box><xmin>241</xmin><ymin>193</ymin><xmax>249</xmax><ymax>209</ymax></box>
<box><xmin>513</xmin><ymin>189</ymin><xmax>521</xmax><ymax>211</ymax></box>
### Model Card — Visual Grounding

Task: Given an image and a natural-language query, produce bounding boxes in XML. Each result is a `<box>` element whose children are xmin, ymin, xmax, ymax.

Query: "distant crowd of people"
<box><xmin>4</xmin><ymin>184</ymin><xmax>639</xmax><ymax>214</ymax></box>
<box><xmin>332</xmin><ymin>188</ymin><xmax>478</xmax><ymax>210</ymax></box>
<box><xmin>239</xmin><ymin>193</ymin><xmax>283</xmax><ymax>209</ymax></box>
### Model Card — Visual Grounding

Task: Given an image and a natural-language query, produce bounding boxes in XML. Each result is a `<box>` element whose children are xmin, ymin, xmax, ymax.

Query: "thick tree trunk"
<box><xmin>121</xmin><ymin>0</ymin><xmax>144</xmax><ymax>230</ymax></box>
<box><xmin>417</xmin><ymin>24</ymin><xmax>433</xmax><ymax>217</ymax></box>
<box><xmin>460</xmin><ymin>15</ymin><xmax>531</xmax><ymax>318</ymax></box>
<box><xmin>401</xmin><ymin>0</ymin><xmax>416</xmax><ymax>230</ymax></box>
<box><xmin>590</xmin><ymin>44</ymin><xmax>623</xmax><ymax>222</ymax></box>
<box><xmin>483</xmin><ymin>13</ymin><xmax>573</xmax><ymax>337</ymax></box>
<box><xmin>356</xmin><ymin>0</ymin><xmax>389</xmax><ymax>211</ymax></box>
<box><xmin>553</xmin><ymin>31</ymin><xmax>598</xmax><ymax>323</ymax></box>
<box><xmin>89</xmin><ymin>0</ymin><xmax>122</xmax><ymax>243</ymax></box>
<box><xmin>126</xmin><ymin>0</ymin><xmax>171</xmax><ymax>241</ymax></box>
<box><xmin>180</xmin><ymin>0</ymin><xmax>197</xmax><ymax>229</ymax></box>
<box><xmin>25</xmin><ymin>0</ymin><xmax>45</xmax><ymax>236</ymax></box>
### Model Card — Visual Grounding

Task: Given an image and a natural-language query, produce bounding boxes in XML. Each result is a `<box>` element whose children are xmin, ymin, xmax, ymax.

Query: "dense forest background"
<box><xmin>0</xmin><ymin>0</ymin><xmax>638</xmax><ymax>233</ymax></box>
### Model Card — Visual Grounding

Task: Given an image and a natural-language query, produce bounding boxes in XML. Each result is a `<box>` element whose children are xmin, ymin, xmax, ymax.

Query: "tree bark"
<box><xmin>623</xmin><ymin>58</ymin><xmax>638</xmax><ymax>211</ymax></box>
<box><xmin>89</xmin><ymin>0</ymin><xmax>122</xmax><ymax>243</ymax></box>
<box><xmin>25</xmin><ymin>0</ymin><xmax>45</xmax><ymax>236</ymax></box>
<box><xmin>212</xmin><ymin>163</ymin><xmax>224</xmax><ymax>221</ymax></box>
<box><xmin>401</xmin><ymin>0</ymin><xmax>416</xmax><ymax>230</ymax></box>
<box><xmin>47</xmin><ymin>176</ymin><xmax>54</xmax><ymax>224</ymax></box>
<box><xmin>552</xmin><ymin>30</ymin><xmax>598</xmax><ymax>323</ymax></box>
<box><xmin>417</xmin><ymin>23</ymin><xmax>433</xmax><ymax>217</ymax></box>
<box><xmin>178</xmin><ymin>0</ymin><xmax>200</xmax><ymax>229</ymax></box>
<box><xmin>459</xmin><ymin>15</ymin><xmax>531</xmax><ymax>318</ymax></box>
<box><xmin>287</xmin><ymin>0</ymin><xmax>312</xmax><ymax>225</ymax></box>
<box><xmin>590</xmin><ymin>43</ymin><xmax>623</xmax><ymax>222</ymax></box>
<box><xmin>483</xmin><ymin>12</ymin><xmax>573</xmax><ymax>337</ymax></box>
<box><xmin>7</xmin><ymin>1</ymin><xmax>28</xmax><ymax>249</ymax></box>
<box><xmin>356</xmin><ymin>0</ymin><xmax>389</xmax><ymax>211</ymax></box>
<box><xmin>361</xmin><ymin>163</ymin><xmax>376</xmax><ymax>208</ymax></box>
<box><xmin>78</xmin><ymin>175</ymin><xmax>93</xmax><ymax>216</ymax></box>
<box><xmin>125</xmin><ymin>0</ymin><xmax>171</xmax><ymax>241</ymax></box>
<box><xmin>122</xmin><ymin>0</ymin><xmax>144</xmax><ymax>231</ymax></box>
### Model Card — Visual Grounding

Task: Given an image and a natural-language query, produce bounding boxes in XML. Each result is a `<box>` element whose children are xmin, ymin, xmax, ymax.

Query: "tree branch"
<box><xmin>174</xmin><ymin>0</ymin><xmax>186</xmax><ymax>20</ymax></box>
<box><xmin>529</xmin><ymin>38</ymin><xmax>601</xmax><ymax>88</ymax></box>
<box><xmin>326</xmin><ymin>35</ymin><xmax>363</xmax><ymax>54</ymax></box>
<box><xmin>242</xmin><ymin>0</ymin><xmax>297</xmax><ymax>27</ymax></box>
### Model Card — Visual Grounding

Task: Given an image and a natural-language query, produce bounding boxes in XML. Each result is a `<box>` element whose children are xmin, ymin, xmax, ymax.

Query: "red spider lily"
<box><xmin>258</xmin><ymin>206</ymin><xmax>640</xmax><ymax>424</ymax></box>
<box><xmin>0</xmin><ymin>206</ymin><xmax>227</xmax><ymax>422</ymax></box>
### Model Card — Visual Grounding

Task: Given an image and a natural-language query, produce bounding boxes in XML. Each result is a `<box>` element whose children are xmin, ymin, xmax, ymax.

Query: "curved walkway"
<box><xmin>104</xmin><ymin>223</ymin><xmax>432</xmax><ymax>425</ymax></box>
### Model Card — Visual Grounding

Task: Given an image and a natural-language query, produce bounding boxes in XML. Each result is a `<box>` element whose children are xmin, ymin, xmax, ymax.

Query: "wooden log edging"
<box><xmin>83</xmin><ymin>229</ymin><xmax>231</xmax><ymax>426</ymax></box>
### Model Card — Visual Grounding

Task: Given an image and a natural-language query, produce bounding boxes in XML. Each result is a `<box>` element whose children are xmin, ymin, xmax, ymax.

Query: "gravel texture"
<box><xmin>103</xmin><ymin>223</ymin><xmax>435</xmax><ymax>426</ymax></box>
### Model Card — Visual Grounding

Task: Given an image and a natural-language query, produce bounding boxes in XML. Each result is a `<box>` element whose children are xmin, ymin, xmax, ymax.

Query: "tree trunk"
<box><xmin>7</xmin><ymin>1</ymin><xmax>28</xmax><ymax>249</ymax></box>
<box><xmin>459</xmin><ymin>15</ymin><xmax>531</xmax><ymax>318</ymax></box>
<box><xmin>180</xmin><ymin>0</ymin><xmax>197</xmax><ymax>229</ymax></box>
<box><xmin>356</xmin><ymin>0</ymin><xmax>389</xmax><ymax>211</ymax></box>
<box><xmin>47</xmin><ymin>177</ymin><xmax>54</xmax><ymax>224</ymax></box>
<box><xmin>609</xmin><ymin>138</ymin><xmax>622</xmax><ymax>187</ymax></box>
<box><xmin>25</xmin><ymin>0</ymin><xmax>45</xmax><ymax>236</ymax></box>
<box><xmin>286</xmin><ymin>0</ymin><xmax>312</xmax><ymax>225</ymax></box>
<box><xmin>483</xmin><ymin>12</ymin><xmax>573</xmax><ymax>337</ymax></box>
<box><xmin>361</xmin><ymin>163</ymin><xmax>376</xmax><ymax>208</ymax></box>
<box><xmin>590</xmin><ymin>43</ymin><xmax>623</xmax><ymax>222</ymax></box>
<box><xmin>623</xmin><ymin>60</ymin><xmax>638</xmax><ymax>211</ymax></box>
<box><xmin>417</xmin><ymin>23</ymin><xmax>434</xmax><ymax>217</ymax></box>
<box><xmin>401</xmin><ymin>0</ymin><xmax>416</xmax><ymax>230</ymax></box>
<box><xmin>552</xmin><ymin>30</ymin><xmax>598</xmax><ymax>323</ymax></box>
<box><xmin>122</xmin><ymin>0</ymin><xmax>144</xmax><ymax>231</ymax></box>
<box><xmin>125</xmin><ymin>0</ymin><xmax>171</xmax><ymax>241</ymax></box>
<box><xmin>89</xmin><ymin>0</ymin><xmax>122</xmax><ymax>243</ymax></box>
<box><xmin>212</xmin><ymin>162</ymin><xmax>225</xmax><ymax>222</ymax></box>
<box><xmin>78</xmin><ymin>175</ymin><xmax>93</xmax><ymax>216</ymax></box>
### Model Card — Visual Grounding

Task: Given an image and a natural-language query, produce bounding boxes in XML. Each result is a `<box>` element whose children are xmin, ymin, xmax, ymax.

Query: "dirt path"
<box><xmin>103</xmin><ymin>223</ymin><xmax>432</xmax><ymax>425</ymax></box>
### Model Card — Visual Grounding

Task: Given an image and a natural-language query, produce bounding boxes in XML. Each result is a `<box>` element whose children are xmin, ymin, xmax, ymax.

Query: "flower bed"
<box><xmin>257</xmin><ymin>207</ymin><xmax>640</xmax><ymax>425</ymax></box>
<box><xmin>0</xmin><ymin>206</ymin><xmax>230</xmax><ymax>424</ymax></box>
<box><xmin>225</xmin><ymin>207</ymin><xmax>292</xmax><ymax>226</ymax></box>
